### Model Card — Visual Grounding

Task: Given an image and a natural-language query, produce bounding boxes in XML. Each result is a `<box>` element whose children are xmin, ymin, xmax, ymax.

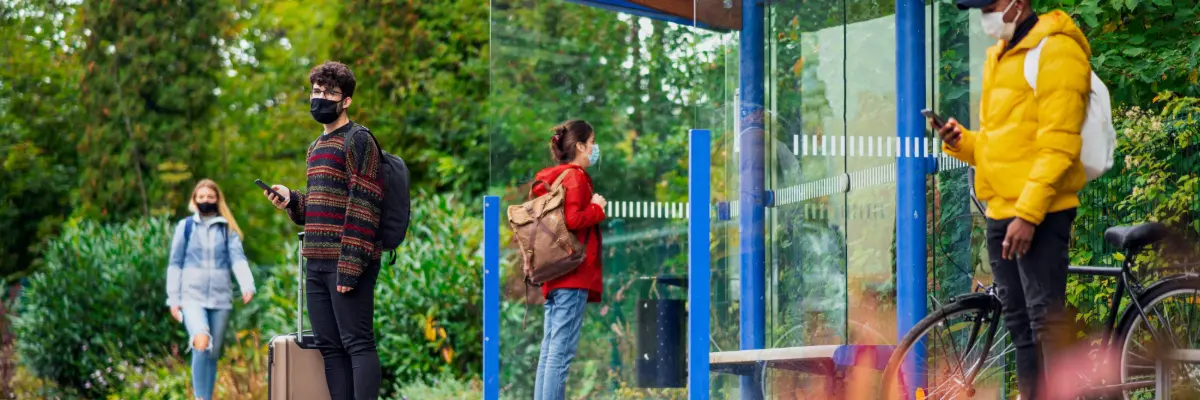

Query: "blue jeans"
<box><xmin>182</xmin><ymin>306</ymin><xmax>230</xmax><ymax>400</ymax></box>
<box><xmin>533</xmin><ymin>289</ymin><xmax>589</xmax><ymax>400</ymax></box>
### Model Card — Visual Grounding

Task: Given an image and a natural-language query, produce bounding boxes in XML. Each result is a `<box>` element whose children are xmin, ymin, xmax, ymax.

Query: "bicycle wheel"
<box><xmin>1116</xmin><ymin>276</ymin><xmax>1200</xmax><ymax>400</ymax></box>
<box><xmin>882</xmin><ymin>293</ymin><xmax>1012</xmax><ymax>400</ymax></box>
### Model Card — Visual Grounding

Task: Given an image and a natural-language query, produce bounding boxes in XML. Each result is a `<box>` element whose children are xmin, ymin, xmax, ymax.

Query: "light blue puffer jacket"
<box><xmin>165</xmin><ymin>214</ymin><xmax>255</xmax><ymax>309</ymax></box>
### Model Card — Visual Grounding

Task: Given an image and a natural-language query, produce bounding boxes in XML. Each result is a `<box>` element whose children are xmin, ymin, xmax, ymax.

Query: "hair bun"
<box><xmin>551</xmin><ymin>127</ymin><xmax>565</xmax><ymax>145</ymax></box>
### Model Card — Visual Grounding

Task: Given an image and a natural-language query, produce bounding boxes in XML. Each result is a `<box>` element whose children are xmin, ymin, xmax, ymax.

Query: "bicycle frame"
<box><xmin>1070</xmin><ymin>257</ymin><xmax>1136</xmax><ymax>352</ymax></box>
<box><xmin>966</xmin><ymin>168</ymin><xmax>1157</xmax><ymax>352</ymax></box>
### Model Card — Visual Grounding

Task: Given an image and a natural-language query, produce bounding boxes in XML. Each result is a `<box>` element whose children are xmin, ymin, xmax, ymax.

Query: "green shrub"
<box><xmin>14</xmin><ymin>217</ymin><xmax>187</xmax><ymax>395</ymax></box>
<box><xmin>389</xmin><ymin>372</ymin><xmax>481</xmax><ymax>400</ymax></box>
<box><xmin>9</xmin><ymin>364</ymin><xmax>78</xmax><ymax>399</ymax></box>
<box><xmin>1070</xmin><ymin>96</ymin><xmax>1200</xmax><ymax>328</ymax></box>
<box><xmin>258</xmin><ymin>192</ymin><xmax>483</xmax><ymax>393</ymax></box>
<box><xmin>111</xmin><ymin>329</ymin><xmax>268</xmax><ymax>400</ymax></box>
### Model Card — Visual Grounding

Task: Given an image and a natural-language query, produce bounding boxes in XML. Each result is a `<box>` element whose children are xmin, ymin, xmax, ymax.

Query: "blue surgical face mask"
<box><xmin>588</xmin><ymin>144</ymin><xmax>600</xmax><ymax>166</ymax></box>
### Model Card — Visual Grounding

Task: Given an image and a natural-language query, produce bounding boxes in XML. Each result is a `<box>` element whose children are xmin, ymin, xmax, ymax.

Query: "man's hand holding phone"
<box><xmin>937</xmin><ymin>118</ymin><xmax>964</xmax><ymax>149</ymax></box>
<box><xmin>924</xmin><ymin>109</ymin><xmax>963</xmax><ymax>149</ymax></box>
<box><xmin>262</xmin><ymin>183</ymin><xmax>290</xmax><ymax>209</ymax></box>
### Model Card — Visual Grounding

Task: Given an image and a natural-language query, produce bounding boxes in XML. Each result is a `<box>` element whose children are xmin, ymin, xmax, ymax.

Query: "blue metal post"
<box><xmin>688</xmin><ymin>129</ymin><xmax>712</xmax><ymax>399</ymax></box>
<box><xmin>483</xmin><ymin>196</ymin><xmax>500</xmax><ymax>400</ymax></box>
<box><xmin>895</xmin><ymin>0</ymin><xmax>928</xmax><ymax>393</ymax></box>
<box><xmin>739</xmin><ymin>0</ymin><xmax>766</xmax><ymax>398</ymax></box>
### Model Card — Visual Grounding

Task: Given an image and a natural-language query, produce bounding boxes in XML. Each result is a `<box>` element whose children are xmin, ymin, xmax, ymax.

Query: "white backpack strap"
<box><xmin>1024</xmin><ymin>37</ymin><xmax>1049</xmax><ymax>95</ymax></box>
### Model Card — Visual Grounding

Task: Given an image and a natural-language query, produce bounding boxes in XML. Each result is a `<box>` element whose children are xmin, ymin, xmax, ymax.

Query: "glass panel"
<box><xmin>690</xmin><ymin>4</ymin><xmax>740</xmax><ymax>399</ymax></box>
<box><xmin>929</xmin><ymin>1</ymin><xmax>990</xmax><ymax>312</ymax></box>
<box><xmin>697</xmin><ymin>0</ymin><xmax>742</xmax><ymax>380</ymax></box>
<box><xmin>767</xmin><ymin>0</ymin><xmax>849</xmax><ymax>354</ymax></box>
<box><xmin>927</xmin><ymin>3</ymin><xmax>1008</xmax><ymax>398</ymax></box>
<box><xmin>489</xmin><ymin>1</ymin><xmax>714</xmax><ymax>397</ymax></box>
<box><xmin>843</xmin><ymin>0</ymin><xmax>901</xmax><ymax>350</ymax></box>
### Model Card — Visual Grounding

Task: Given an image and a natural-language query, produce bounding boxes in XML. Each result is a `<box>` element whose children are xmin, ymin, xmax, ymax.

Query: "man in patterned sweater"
<box><xmin>264</xmin><ymin>61</ymin><xmax>384</xmax><ymax>400</ymax></box>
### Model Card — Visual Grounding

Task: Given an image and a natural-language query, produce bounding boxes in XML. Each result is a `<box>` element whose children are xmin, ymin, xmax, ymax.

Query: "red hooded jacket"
<box><xmin>531</xmin><ymin>164</ymin><xmax>605</xmax><ymax>302</ymax></box>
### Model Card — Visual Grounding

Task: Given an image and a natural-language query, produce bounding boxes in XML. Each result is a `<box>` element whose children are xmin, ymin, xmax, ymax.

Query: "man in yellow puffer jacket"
<box><xmin>938</xmin><ymin>0</ymin><xmax>1091</xmax><ymax>397</ymax></box>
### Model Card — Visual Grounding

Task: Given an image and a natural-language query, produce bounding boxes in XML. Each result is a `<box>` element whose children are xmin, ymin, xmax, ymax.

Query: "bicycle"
<box><xmin>881</xmin><ymin>170</ymin><xmax>1200</xmax><ymax>400</ymax></box>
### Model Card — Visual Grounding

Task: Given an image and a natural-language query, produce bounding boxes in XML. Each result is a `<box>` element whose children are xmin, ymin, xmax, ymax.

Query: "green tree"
<box><xmin>1036</xmin><ymin>0</ymin><xmax>1200</xmax><ymax>106</ymax></box>
<box><xmin>198</xmin><ymin>0</ymin><xmax>343</xmax><ymax>262</ymax></box>
<box><xmin>76</xmin><ymin>0</ymin><xmax>231</xmax><ymax>220</ymax></box>
<box><xmin>0</xmin><ymin>0</ymin><xmax>81</xmax><ymax>282</ymax></box>
<box><xmin>330</xmin><ymin>0</ymin><xmax>490</xmax><ymax>196</ymax></box>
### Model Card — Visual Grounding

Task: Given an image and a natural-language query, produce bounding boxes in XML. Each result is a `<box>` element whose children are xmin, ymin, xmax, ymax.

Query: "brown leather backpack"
<box><xmin>507</xmin><ymin>169</ymin><xmax>589</xmax><ymax>287</ymax></box>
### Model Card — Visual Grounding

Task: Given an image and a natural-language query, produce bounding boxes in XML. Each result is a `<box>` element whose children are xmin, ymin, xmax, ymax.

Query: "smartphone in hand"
<box><xmin>921</xmin><ymin>109</ymin><xmax>946</xmax><ymax>129</ymax></box>
<box><xmin>255</xmin><ymin>179</ymin><xmax>283</xmax><ymax>201</ymax></box>
<box><xmin>923</xmin><ymin>109</ymin><xmax>961</xmax><ymax>147</ymax></box>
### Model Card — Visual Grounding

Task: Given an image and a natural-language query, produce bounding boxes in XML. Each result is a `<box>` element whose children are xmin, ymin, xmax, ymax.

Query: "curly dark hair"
<box><xmin>308</xmin><ymin>61</ymin><xmax>356</xmax><ymax>98</ymax></box>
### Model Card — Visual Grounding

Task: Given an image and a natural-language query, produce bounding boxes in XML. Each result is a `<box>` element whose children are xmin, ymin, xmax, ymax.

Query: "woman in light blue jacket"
<box><xmin>165</xmin><ymin>179</ymin><xmax>256</xmax><ymax>400</ymax></box>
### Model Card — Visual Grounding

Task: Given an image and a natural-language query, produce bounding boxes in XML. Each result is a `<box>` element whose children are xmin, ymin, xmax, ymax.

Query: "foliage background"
<box><xmin>0</xmin><ymin>0</ymin><xmax>1197</xmax><ymax>398</ymax></box>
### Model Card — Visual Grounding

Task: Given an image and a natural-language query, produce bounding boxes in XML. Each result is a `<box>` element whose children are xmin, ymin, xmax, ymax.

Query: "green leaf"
<box><xmin>1124</xmin><ymin>48</ymin><xmax>1147</xmax><ymax>57</ymax></box>
<box><xmin>1113</xmin><ymin>252</ymin><xmax>1126</xmax><ymax>261</ymax></box>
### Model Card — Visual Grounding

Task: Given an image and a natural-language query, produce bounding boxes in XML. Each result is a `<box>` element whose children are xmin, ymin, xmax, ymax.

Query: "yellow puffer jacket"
<box><xmin>945</xmin><ymin>10</ymin><xmax>1091</xmax><ymax>225</ymax></box>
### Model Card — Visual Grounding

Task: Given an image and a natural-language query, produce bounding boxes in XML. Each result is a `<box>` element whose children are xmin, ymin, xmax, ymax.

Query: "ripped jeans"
<box><xmin>182</xmin><ymin>306</ymin><xmax>231</xmax><ymax>400</ymax></box>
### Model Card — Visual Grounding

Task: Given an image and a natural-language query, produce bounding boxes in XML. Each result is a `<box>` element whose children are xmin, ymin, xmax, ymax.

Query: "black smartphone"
<box><xmin>921</xmin><ymin>108</ymin><xmax>946</xmax><ymax>129</ymax></box>
<box><xmin>255</xmin><ymin>179</ymin><xmax>283</xmax><ymax>200</ymax></box>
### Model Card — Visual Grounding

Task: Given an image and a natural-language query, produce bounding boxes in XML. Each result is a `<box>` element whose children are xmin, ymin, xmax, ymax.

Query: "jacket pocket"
<box><xmin>181</xmin><ymin>268</ymin><xmax>206</xmax><ymax>300</ymax></box>
<box><xmin>209</xmin><ymin>271</ymin><xmax>233</xmax><ymax>300</ymax></box>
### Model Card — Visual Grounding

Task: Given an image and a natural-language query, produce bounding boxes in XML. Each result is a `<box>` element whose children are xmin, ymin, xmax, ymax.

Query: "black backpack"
<box><xmin>345</xmin><ymin>125</ymin><xmax>412</xmax><ymax>254</ymax></box>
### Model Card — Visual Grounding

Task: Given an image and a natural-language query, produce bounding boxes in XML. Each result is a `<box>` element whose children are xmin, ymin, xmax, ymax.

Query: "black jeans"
<box><xmin>307</xmin><ymin>264</ymin><xmax>381</xmax><ymax>400</ymax></box>
<box><xmin>987</xmin><ymin>209</ymin><xmax>1076</xmax><ymax>400</ymax></box>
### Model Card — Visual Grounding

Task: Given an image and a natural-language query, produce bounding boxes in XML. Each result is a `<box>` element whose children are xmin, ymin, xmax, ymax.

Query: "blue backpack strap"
<box><xmin>181</xmin><ymin>217</ymin><xmax>195</xmax><ymax>268</ymax></box>
<box><xmin>183</xmin><ymin>217</ymin><xmax>194</xmax><ymax>252</ymax></box>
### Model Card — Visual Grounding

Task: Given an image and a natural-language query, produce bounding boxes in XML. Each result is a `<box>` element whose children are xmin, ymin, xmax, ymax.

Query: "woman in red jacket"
<box><xmin>530</xmin><ymin>120</ymin><xmax>606</xmax><ymax>400</ymax></box>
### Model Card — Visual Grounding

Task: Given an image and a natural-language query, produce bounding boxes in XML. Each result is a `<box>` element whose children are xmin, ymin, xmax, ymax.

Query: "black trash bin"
<box><xmin>635</xmin><ymin>275</ymin><xmax>687</xmax><ymax>388</ymax></box>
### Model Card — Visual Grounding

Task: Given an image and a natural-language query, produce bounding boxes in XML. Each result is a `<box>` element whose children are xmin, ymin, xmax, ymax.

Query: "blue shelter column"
<box><xmin>895</xmin><ymin>0</ymin><xmax>928</xmax><ymax>389</ymax></box>
<box><xmin>739</xmin><ymin>0</ymin><xmax>765</xmax><ymax>398</ymax></box>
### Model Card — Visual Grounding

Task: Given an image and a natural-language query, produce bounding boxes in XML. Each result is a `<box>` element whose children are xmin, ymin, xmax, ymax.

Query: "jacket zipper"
<box><xmin>205</xmin><ymin>218</ymin><xmax>213</xmax><ymax>308</ymax></box>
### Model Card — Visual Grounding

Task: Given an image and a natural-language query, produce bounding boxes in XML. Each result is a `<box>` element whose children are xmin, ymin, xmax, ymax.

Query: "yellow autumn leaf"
<box><xmin>442</xmin><ymin>347</ymin><xmax>455</xmax><ymax>363</ymax></box>
<box><xmin>792</xmin><ymin>57</ymin><xmax>805</xmax><ymax>76</ymax></box>
<box><xmin>424</xmin><ymin>315</ymin><xmax>436</xmax><ymax>342</ymax></box>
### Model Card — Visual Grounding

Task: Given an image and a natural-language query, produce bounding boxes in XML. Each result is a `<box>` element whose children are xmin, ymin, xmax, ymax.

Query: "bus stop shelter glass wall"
<box><xmin>488</xmin><ymin>1</ymin><xmax>725</xmax><ymax>398</ymax></box>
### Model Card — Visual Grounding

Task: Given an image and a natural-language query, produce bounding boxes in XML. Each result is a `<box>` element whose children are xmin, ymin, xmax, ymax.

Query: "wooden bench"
<box><xmin>709</xmin><ymin>345</ymin><xmax>894</xmax><ymax>397</ymax></box>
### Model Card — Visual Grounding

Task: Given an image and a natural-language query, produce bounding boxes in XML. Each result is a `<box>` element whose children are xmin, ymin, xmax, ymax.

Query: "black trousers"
<box><xmin>307</xmin><ymin>264</ymin><xmax>381</xmax><ymax>400</ymax></box>
<box><xmin>987</xmin><ymin>209</ymin><xmax>1077</xmax><ymax>400</ymax></box>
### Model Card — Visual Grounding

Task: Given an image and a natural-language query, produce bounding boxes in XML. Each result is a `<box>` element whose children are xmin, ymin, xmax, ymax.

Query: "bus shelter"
<box><xmin>483</xmin><ymin>0</ymin><xmax>996</xmax><ymax>398</ymax></box>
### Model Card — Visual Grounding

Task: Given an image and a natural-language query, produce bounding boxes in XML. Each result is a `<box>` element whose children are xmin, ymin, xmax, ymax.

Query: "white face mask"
<box><xmin>981</xmin><ymin>1</ymin><xmax>1021</xmax><ymax>41</ymax></box>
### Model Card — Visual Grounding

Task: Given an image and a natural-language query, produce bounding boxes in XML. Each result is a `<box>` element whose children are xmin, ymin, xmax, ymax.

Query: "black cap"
<box><xmin>955</xmin><ymin>0</ymin><xmax>996</xmax><ymax>10</ymax></box>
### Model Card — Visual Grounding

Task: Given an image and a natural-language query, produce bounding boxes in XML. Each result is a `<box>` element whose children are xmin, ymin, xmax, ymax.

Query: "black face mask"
<box><xmin>197</xmin><ymin>202</ymin><xmax>219</xmax><ymax>215</ymax></box>
<box><xmin>310</xmin><ymin>98</ymin><xmax>343</xmax><ymax>124</ymax></box>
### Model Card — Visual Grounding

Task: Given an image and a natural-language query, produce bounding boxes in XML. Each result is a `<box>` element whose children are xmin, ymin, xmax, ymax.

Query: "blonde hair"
<box><xmin>189</xmin><ymin>179</ymin><xmax>244</xmax><ymax>238</ymax></box>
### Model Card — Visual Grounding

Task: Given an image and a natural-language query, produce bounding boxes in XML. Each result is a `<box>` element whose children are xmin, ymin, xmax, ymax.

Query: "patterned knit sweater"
<box><xmin>285</xmin><ymin>122</ymin><xmax>383</xmax><ymax>288</ymax></box>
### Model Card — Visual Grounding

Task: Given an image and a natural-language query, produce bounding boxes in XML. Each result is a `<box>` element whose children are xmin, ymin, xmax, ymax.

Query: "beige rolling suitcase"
<box><xmin>268</xmin><ymin>232</ymin><xmax>330</xmax><ymax>400</ymax></box>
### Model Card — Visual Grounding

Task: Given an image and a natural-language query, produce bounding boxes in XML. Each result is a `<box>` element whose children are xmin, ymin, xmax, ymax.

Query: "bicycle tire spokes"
<box><xmin>1122</xmin><ymin>286</ymin><xmax>1200</xmax><ymax>399</ymax></box>
<box><xmin>908</xmin><ymin>307</ymin><xmax>1010</xmax><ymax>399</ymax></box>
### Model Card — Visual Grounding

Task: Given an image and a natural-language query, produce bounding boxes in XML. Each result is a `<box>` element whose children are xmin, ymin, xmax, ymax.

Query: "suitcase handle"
<box><xmin>296</xmin><ymin>232</ymin><xmax>306</xmax><ymax>344</ymax></box>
